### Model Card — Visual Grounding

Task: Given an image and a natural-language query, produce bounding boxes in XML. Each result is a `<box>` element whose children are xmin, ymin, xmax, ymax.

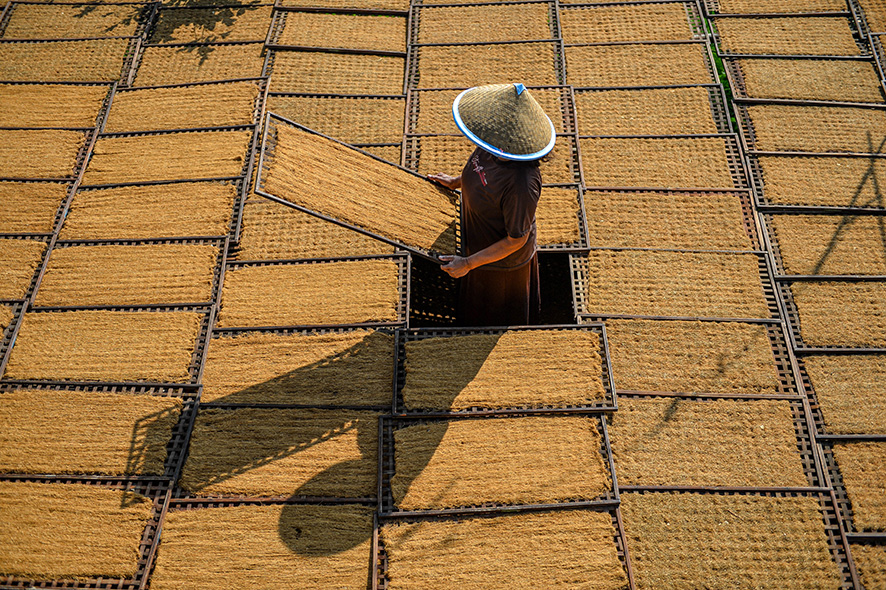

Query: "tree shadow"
<box><xmin>128</xmin><ymin>328</ymin><xmax>501</xmax><ymax>556</ymax></box>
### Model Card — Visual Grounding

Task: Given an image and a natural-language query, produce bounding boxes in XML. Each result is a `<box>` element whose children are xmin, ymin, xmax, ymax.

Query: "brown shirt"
<box><xmin>460</xmin><ymin>148</ymin><xmax>542</xmax><ymax>270</ymax></box>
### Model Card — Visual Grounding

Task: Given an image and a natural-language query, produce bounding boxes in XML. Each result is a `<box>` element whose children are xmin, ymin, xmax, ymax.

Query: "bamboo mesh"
<box><xmin>770</xmin><ymin>214</ymin><xmax>886</xmax><ymax>275</ymax></box>
<box><xmin>718</xmin><ymin>0</ymin><xmax>845</xmax><ymax>12</ymax></box>
<box><xmin>179</xmin><ymin>408</ymin><xmax>380</xmax><ymax>497</ymax></box>
<box><xmin>412</xmin><ymin>88</ymin><xmax>566</xmax><ymax>135</ymax></box>
<box><xmin>277</xmin><ymin>12</ymin><xmax>406</xmax><ymax>53</ymax></box>
<box><xmin>580</xmin><ymin>137</ymin><xmax>734</xmax><ymax>188</ymax></box>
<box><xmin>851</xmin><ymin>543</ymin><xmax>886</xmax><ymax>590</ymax></box>
<box><xmin>758</xmin><ymin>156</ymin><xmax>886</xmax><ymax>208</ymax></box>
<box><xmin>412</xmin><ymin>135</ymin><xmax>576</xmax><ymax>184</ymax></box>
<box><xmin>201</xmin><ymin>329</ymin><xmax>394</xmax><ymax>405</ymax></box>
<box><xmin>0</xmin><ymin>39</ymin><xmax>130</xmax><ymax>82</ymax></box>
<box><xmin>859</xmin><ymin>0</ymin><xmax>886</xmax><ymax>32</ymax></box>
<box><xmin>268</xmin><ymin>51</ymin><xmax>405</xmax><ymax>95</ymax></box>
<box><xmin>0</xmin><ymin>182</ymin><xmax>68</xmax><ymax>233</ymax></box>
<box><xmin>804</xmin><ymin>355</ymin><xmax>886</xmax><ymax>434</ymax></box>
<box><xmin>575</xmin><ymin>87</ymin><xmax>718</xmax><ymax>136</ymax></box>
<box><xmin>583</xmin><ymin>191</ymin><xmax>754</xmax><ymax>250</ymax></box>
<box><xmin>150</xmin><ymin>6</ymin><xmax>273</xmax><ymax>43</ymax></box>
<box><xmin>0</xmin><ymin>238</ymin><xmax>45</xmax><ymax>299</ymax></box>
<box><xmin>609</xmin><ymin>397</ymin><xmax>808</xmax><ymax>487</ymax></box>
<box><xmin>747</xmin><ymin>105</ymin><xmax>886</xmax><ymax>153</ymax></box>
<box><xmin>0</xmin><ymin>83</ymin><xmax>106</xmax><ymax>127</ymax></box>
<box><xmin>237</xmin><ymin>199</ymin><xmax>395</xmax><ymax>261</ymax></box>
<box><xmin>0</xmin><ymin>389</ymin><xmax>182</xmax><ymax>475</ymax></box>
<box><xmin>34</xmin><ymin>243</ymin><xmax>218</xmax><ymax>307</ymax></box>
<box><xmin>566</xmin><ymin>44</ymin><xmax>711</xmax><ymax>87</ymax></box>
<box><xmin>0</xmin><ymin>481</ymin><xmax>153</xmax><ymax>580</ymax></box>
<box><xmin>620</xmin><ymin>492</ymin><xmax>843</xmax><ymax>590</ymax></box>
<box><xmin>738</xmin><ymin>59</ymin><xmax>885</xmax><ymax>103</ymax></box>
<box><xmin>536</xmin><ymin>187</ymin><xmax>581</xmax><ymax>245</ymax></box>
<box><xmin>82</xmin><ymin>130</ymin><xmax>251</xmax><ymax>185</ymax></box>
<box><xmin>560</xmin><ymin>3</ymin><xmax>693</xmax><ymax>44</ymax></box>
<box><xmin>217</xmin><ymin>259</ymin><xmax>401</xmax><ymax>328</ymax></box>
<box><xmin>263</xmin><ymin>124</ymin><xmax>457</xmax><ymax>254</ymax></box>
<box><xmin>381</xmin><ymin>510</ymin><xmax>628</xmax><ymax>590</ymax></box>
<box><xmin>831</xmin><ymin>442</ymin><xmax>886</xmax><ymax>530</ymax></box>
<box><xmin>150</xmin><ymin>505</ymin><xmax>373</xmax><ymax>590</ymax></box>
<box><xmin>61</xmin><ymin>182</ymin><xmax>235</xmax><ymax>240</ymax></box>
<box><xmin>104</xmin><ymin>81</ymin><xmax>260</xmax><ymax>133</ymax></box>
<box><xmin>3</xmin><ymin>310</ymin><xmax>201</xmax><ymax>383</ymax></box>
<box><xmin>2</xmin><ymin>4</ymin><xmax>141</xmax><ymax>39</ymax></box>
<box><xmin>416</xmin><ymin>4</ymin><xmax>551</xmax><ymax>44</ymax></box>
<box><xmin>278</xmin><ymin>0</ymin><xmax>408</xmax><ymax>10</ymax></box>
<box><xmin>416</xmin><ymin>43</ymin><xmax>558</xmax><ymax>88</ymax></box>
<box><xmin>0</xmin><ymin>129</ymin><xmax>85</xmax><ymax>179</ymax></box>
<box><xmin>201</xmin><ymin>330</ymin><xmax>394</xmax><ymax>406</ymax></box>
<box><xmin>392</xmin><ymin>416</ymin><xmax>611</xmax><ymax>510</ymax></box>
<box><xmin>605</xmin><ymin>319</ymin><xmax>781</xmax><ymax>394</ymax></box>
<box><xmin>715</xmin><ymin>17</ymin><xmax>862</xmax><ymax>56</ymax></box>
<box><xmin>581</xmin><ymin>249</ymin><xmax>770</xmax><ymax>318</ymax></box>
<box><xmin>402</xmin><ymin>330</ymin><xmax>606</xmax><ymax>411</ymax></box>
<box><xmin>790</xmin><ymin>282</ymin><xmax>886</xmax><ymax>347</ymax></box>
<box><xmin>134</xmin><ymin>44</ymin><xmax>266</xmax><ymax>87</ymax></box>
<box><xmin>266</xmin><ymin>95</ymin><xmax>405</xmax><ymax>144</ymax></box>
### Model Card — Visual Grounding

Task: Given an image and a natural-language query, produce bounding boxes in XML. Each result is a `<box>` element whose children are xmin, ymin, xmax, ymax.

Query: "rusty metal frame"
<box><xmin>405</xmin><ymin>39</ymin><xmax>567</xmax><ymax>89</ymax></box>
<box><xmin>559</xmin><ymin>0</ymin><xmax>706</xmax><ymax>40</ymax></box>
<box><xmin>615</xmin><ymin>391</ymin><xmax>825</xmax><ymax>488</ymax></box>
<box><xmin>220</xmin><ymin>254</ymin><xmax>411</xmax><ymax>330</ymax></box>
<box><xmin>0</xmin><ymin>477</ymin><xmax>169</xmax><ymax>590</ymax></box>
<box><xmin>254</xmin><ymin>112</ymin><xmax>461</xmax><ymax>263</ymax></box>
<box><xmin>378</xmin><ymin>412</ymin><xmax>619</xmax><ymax>517</ymax></box>
<box><xmin>28</xmin><ymin>237</ymin><xmax>228</xmax><ymax>311</ymax></box>
<box><xmin>373</xmin><ymin>507</ymin><xmax>634</xmax><ymax>589</ymax></box>
<box><xmin>570</xmin><ymin>249</ymin><xmax>781</xmax><ymax>321</ymax></box>
<box><xmin>391</xmin><ymin>324</ymin><xmax>618</xmax><ymax>415</ymax></box>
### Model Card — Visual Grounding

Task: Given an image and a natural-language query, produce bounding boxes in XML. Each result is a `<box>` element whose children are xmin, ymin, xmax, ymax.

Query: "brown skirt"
<box><xmin>457</xmin><ymin>254</ymin><xmax>540</xmax><ymax>327</ymax></box>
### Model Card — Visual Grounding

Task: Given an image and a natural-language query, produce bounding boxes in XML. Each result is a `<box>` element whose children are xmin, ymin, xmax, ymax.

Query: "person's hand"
<box><xmin>439</xmin><ymin>255</ymin><xmax>472</xmax><ymax>278</ymax></box>
<box><xmin>427</xmin><ymin>173</ymin><xmax>460</xmax><ymax>190</ymax></box>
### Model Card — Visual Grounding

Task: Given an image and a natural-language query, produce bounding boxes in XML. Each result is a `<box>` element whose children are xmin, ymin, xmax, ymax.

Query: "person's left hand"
<box><xmin>439</xmin><ymin>255</ymin><xmax>472</xmax><ymax>278</ymax></box>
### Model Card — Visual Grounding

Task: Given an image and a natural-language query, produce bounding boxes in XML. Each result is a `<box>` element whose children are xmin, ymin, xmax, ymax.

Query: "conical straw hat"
<box><xmin>452</xmin><ymin>83</ymin><xmax>556</xmax><ymax>161</ymax></box>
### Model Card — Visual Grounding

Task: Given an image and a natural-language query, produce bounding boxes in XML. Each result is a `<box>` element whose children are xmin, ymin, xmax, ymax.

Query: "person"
<box><xmin>428</xmin><ymin>83</ymin><xmax>556</xmax><ymax>327</ymax></box>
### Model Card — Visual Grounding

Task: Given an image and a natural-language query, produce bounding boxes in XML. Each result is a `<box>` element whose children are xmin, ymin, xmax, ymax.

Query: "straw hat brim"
<box><xmin>452</xmin><ymin>88</ymin><xmax>556</xmax><ymax>161</ymax></box>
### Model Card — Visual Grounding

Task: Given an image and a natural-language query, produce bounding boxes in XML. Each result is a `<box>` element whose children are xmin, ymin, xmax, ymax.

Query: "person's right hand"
<box><xmin>427</xmin><ymin>172</ymin><xmax>460</xmax><ymax>190</ymax></box>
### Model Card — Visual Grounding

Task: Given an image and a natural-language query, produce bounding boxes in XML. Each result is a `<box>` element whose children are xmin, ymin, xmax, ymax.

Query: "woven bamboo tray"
<box><xmin>822</xmin><ymin>440</ymin><xmax>886</xmax><ymax>534</ymax></box>
<box><xmin>713</xmin><ymin>16</ymin><xmax>865</xmax><ymax>56</ymax></box>
<box><xmin>799</xmin><ymin>354</ymin><xmax>886</xmax><ymax>435</ymax></box>
<box><xmin>582</xmin><ymin>189</ymin><xmax>758</xmax><ymax>250</ymax></box>
<box><xmin>270</xmin><ymin>10</ymin><xmax>407</xmax><ymax>53</ymax></box>
<box><xmin>560</xmin><ymin>2</ymin><xmax>701</xmax><ymax>44</ymax></box>
<box><xmin>255</xmin><ymin>114</ymin><xmax>459</xmax><ymax>261</ymax></box>
<box><xmin>277</xmin><ymin>0</ymin><xmax>408</xmax><ymax>10</ymax></box>
<box><xmin>149</xmin><ymin>503</ymin><xmax>375</xmax><ymax>590</ymax></box>
<box><xmin>856</xmin><ymin>0</ymin><xmax>886</xmax><ymax>33</ymax></box>
<box><xmin>620</xmin><ymin>490</ymin><xmax>853</xmax><ymax>590</ymax></box>
<box><xmin>413</xmin><ymin>3</ymin><xmax>554</xmax><ymax>44</ymax></box>
<box><xmin>850</xmin><ymin>542</ymin><xmax>886</xmax><ymax>590</ymax></box>
<box><xmin>393</xmin><ymin>325</ymin><xmax>616</xmax><ymax>414</ymax></box>
<box><xmin>704</xmin><ymin>0</ymin><xmax>846</xmax><ymax>13</ymax></box>
<box><xmin>217</xmin><ymin>255</ymin><xmax>409</xmax><ymax>329</ymax></box>
<box><xmin>565</xmin><ymin>41</ymin><xmax>716</xmax><ymax>88</ymax></box>
<box><xmin>266</xmin><ymin>94</ymin><xmax>405</xmax><ymax>144</ymax></box>
<box><xmin>133</xmin><ymin>42</ymin><xmax>266</xmax><ymax>87</ymax></box>
<box><xmin>60</xmin><ymin>181</ymin><xmax>239</xmax><ymax>240</ymax></box>
<box><xmin>0</xmin><ymin>37</ymin><xmax>136</xmax><ymax>82</ymax></box>
<box><xmin>0</xmin><ymin>181</ymin><xmax>71</xmax><ymax>235</ymax></box>
<box><xmin>380</xmin><ymin>413</ymin><xmax>617</xmax><ymax>516</ymax></box>
<box><xmin>0</xmin><ymin>237</ymin><xmax>47</xmax><ymax>300</ymax></box>
<box><xmin>0</xmin><ymin>478</ymin><xmax>167</xmax><ymax>590</ymax></box>
<box><xmin>200</xmin><ymin>327</ymin><xmax>394</xmax><ymax>406</ymax></box>
<box><xmin>148</xmin><ymin>5</ymin><xmax>273</xmax><ymax>44</ymax></box>
<box><xmin>0</xmin><ymin>129</ymin><xmax>89</xmax><ymax>181</ymax></box>
<box><xmin>0</xmin><ymin>3</ymin><xmax>147</xmax><ymax>39</ymax></box>
<box><xmin>104</xmin><ymin>79</ymin><xmax>265</xmax><ymax>133</ymax></box>
<box><xmin>0</xmin><ymin>82</ymin><xmax>110</xmax><ymax>128</ymax></box>
<box><xmin>265</xmin><ymin>50</ymin><xmax>405</xmax><ymax>95</ymax></box>
<box><xmin>377</xmin><ymin>509</ymin><xmax>630</xmax><ymax>590</ymax></box>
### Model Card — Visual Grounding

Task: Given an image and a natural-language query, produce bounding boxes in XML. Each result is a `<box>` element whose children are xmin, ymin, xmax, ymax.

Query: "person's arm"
<box><xmin>427</xmin><ymin>173</ymin><xmax>461</xmax><ymax>190</ymax></box>
<box><xmin>439</xmin><ymin>232</ymin><xmax>529</xmax><ymax>278</ymax></box>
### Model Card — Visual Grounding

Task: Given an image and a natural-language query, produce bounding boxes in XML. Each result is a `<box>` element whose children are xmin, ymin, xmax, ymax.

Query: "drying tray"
<box><xmin>255</xmin><ymin>113</ymin><xmax>462</xmax><ymax>264</ymax></box>
<box><xmin>391</xmin><ymin>324</ymin><xmax>617</xmax><ymax>415</ymax></box>
<box><xmin>819</xmin><ymin>437</ymin><xmax>886</xmax><ymax>543</ymax></box>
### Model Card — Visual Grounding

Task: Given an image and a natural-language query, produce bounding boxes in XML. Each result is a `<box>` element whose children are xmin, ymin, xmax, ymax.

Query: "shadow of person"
<box><xmin>129</xmin><ymin>327</ymin><xmax>501</xmax><ymax>556</ymax></box>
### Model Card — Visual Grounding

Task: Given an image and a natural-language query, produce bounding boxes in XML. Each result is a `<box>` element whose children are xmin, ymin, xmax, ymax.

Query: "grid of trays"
<box><xmin>706</xmin><ymin>0</ymin><xmax>886</xmax><ymax>586</ymax></box>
